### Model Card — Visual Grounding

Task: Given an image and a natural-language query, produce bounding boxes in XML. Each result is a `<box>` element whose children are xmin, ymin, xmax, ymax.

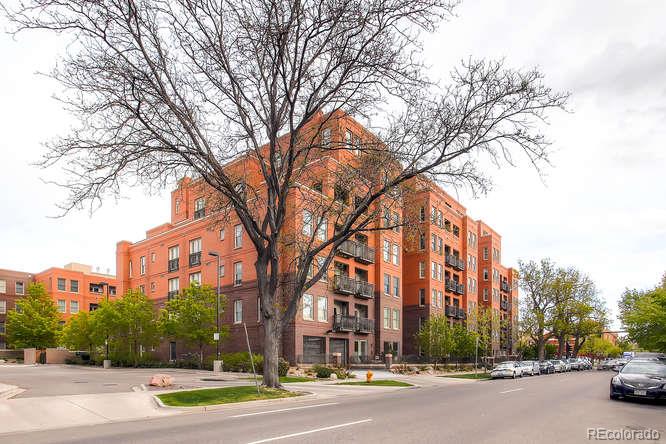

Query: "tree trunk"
<box><xmin>537</xmin><ymin>337</ymin><xmax>546</xmax><ymax>361</ymax></box>
<box><xmin>557</xmin><ymin>335</ymin><xmax>566</xmax><ymax>357</ymax></box>
<box><xmin>199</xmin><ymin>344</ymin><xmax>204</xmax><ymax>369</ymax></box>
<box><xmin>263</xmin><ymin>315</ymin><xmax>282</xmax><ymax>388</ymax></box>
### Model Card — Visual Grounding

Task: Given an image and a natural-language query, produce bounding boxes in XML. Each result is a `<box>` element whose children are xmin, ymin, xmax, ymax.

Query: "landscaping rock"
<box><xmin>149</xmin><ymin>374</ymin><xmax>174</xmax><ymax>387</ymax></box>
<box><xmin>329</xmin><ymin>373</ymin><xmax>338</xmax><ymax>380</ymax></box>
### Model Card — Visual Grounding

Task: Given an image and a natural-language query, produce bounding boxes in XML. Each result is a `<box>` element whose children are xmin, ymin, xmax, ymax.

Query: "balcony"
<box><xmin>336</xmin><ymin>239</ymin><xmax>357</xmax><ymax>258</ymax></box>
<box><xmin>167</xmin><ymin>290</ymin><xmax>178</xmax><ymax>301</ymax></box>
<box><xmin>455</xmin><ymin>283</ymin><xmax>465</xmax><ymax>295</ymax></box>
<box><xmin>445</xmin><ymin>305</ymin><xmax>456</xmax><ymax>317</ymax></box>
<box><xmin>333</xmin><ymin>314</ymin><xmax>356</xmax><ymax>332</ymax></box>
<box><xmin>194</xmin><ymin>208</ymin><xmax>206</xmax><ymax>220</ymax></box>
<box><xmin>168</xmin><ymin>258</ymin><xmax>179</xmax><ymax>272</ymax></box>
<box><xmin>445</xmin><ymin>255</ymin><xmax>465</xmax><ymax>271</ymax></box>
<box><xmin>356</xmin><ymin>280</ymin><xmax>375</xmax><ymax>299</ymax></box>
<box><xmin>501</xmin><ymin>281</ymin><xmax>511</xmax><ymax>292</ymax></box>
<box><xmin>456</xmin><ymin>307</ymin><xmax>467</xmax><ymax>319</ymax></box>
<box><xmin>445</xmin><ymin>279</ymin><xmax>456</xmax><ymax>293</ymax></box>
<box><xmin>189</xmin><ymin>252</ymin><xmax>202</xmax><ymax>267</ymax></box>
<box><xmin>333</xmin><ymin>275</ymin><xmax>357</xmax><ymax>295</ymax></box>
<box><xmin>500</xmin><ymin>300</ymin><xmax>509</xmax><ymax>310</ymax></box>
<box><xmin>356</xmin><ymin>317</ymin><xmax>375</xmax><ymax>334</ymax></box>
<box><xmin>355</xmin><ymin>243</ymin><xmax>375</xmax><ymax>264</ymax></box>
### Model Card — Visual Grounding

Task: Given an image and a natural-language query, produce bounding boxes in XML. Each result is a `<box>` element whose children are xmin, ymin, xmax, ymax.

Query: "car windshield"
<box><xmin>495</xmin><ymin>363</ymin><xmax>513</xmax><ymax>369</ymax></box>
<box><xmin>621</xmin><ymin>362</ymin><xmax>666</xmax><ymax>377</ymax></box>
<box><xmin>522</xmin><ymin>361</ymin><xmax>534</xmax><ymax>365</ymax></box>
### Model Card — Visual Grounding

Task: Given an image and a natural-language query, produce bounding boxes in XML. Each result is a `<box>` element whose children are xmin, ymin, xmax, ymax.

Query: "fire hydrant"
<box><xmin>366</xmin><ymin>370</ymin><xmax>373</xmax><ymax>383</ymax></box>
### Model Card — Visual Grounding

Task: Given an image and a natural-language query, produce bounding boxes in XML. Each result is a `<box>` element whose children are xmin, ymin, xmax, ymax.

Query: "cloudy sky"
<box><xmin>1</xmin><ymin>1</ymin><xmax>664</xmax><ymax>328</ymax></box>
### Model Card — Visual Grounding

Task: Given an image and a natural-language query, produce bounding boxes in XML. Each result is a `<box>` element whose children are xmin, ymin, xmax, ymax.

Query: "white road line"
<box><xmin>246</xmin><ymin>418</ymin><xmax>373</xmax><ymax>444</ymax></box>
<box><xmin>231</xmin><ymin>402</ymin><xmax>339</xmax><ymax>418</ymax></box>
<box><xmin>499</xmin><ymin>388</ymin><xmax>524</xmax><ymax>394</ymax></box>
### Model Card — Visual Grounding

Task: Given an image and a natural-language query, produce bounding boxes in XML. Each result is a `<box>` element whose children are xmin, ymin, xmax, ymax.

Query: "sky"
<box><xmin>1</xmin><ymin>0</ymin><xmax>665</xmax><ymax>328</ymax></box>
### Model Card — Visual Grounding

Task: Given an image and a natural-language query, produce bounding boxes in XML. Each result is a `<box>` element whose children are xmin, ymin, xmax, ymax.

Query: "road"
<box><xmin>1</xmin><ymin>371</ymin><xmax>664</xmax><ymax>444</ymax></box>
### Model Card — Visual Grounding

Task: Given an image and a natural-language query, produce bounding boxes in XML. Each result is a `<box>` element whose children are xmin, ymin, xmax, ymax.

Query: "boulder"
<box><xmin>329</xmin><ymin>373</ymin><xmax>338</xmax><ymax>380</ymax></box>
<box><xmin>149</xmin><ymin>374</ymin><xmax>174</xmax><ymax>387</ymax></box>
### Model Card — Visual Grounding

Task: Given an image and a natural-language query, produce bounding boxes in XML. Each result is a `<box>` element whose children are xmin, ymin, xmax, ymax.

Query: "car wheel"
<box><xmin>512</xmin><ymin>372</ymin><xmax>516</xmax><ymax>379</ymax></box>
<box><xmin>610</xmin><ymin>393</ymin><xmax>620</xmax><ymax>401</ymax></box>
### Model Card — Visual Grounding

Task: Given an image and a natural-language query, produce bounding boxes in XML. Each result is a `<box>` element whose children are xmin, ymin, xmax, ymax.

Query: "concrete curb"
<box><xmin>153</xmin><ymin>390</ymin><xmax>318</xmax><ymax>413</ymax></box>
<box><xmin>0</xmin><ymin>384</ymin><xmax>24</xmax><ymax>400</ymax></box>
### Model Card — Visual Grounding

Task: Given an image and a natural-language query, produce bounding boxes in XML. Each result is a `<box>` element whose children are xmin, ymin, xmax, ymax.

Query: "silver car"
<box><xmin>519</xmin><ymin>360</ymin><xmax>541</xmax><ymax>376</ymax></box>
<box><xmin>490</xmin><ymin>361</ymin><xmax>523</xmax><ymax>379</ymax></box>
<box><xmin>550</xmin><ymin>359</ymin><xmax>566</xmax><ymax>372</ymax></box>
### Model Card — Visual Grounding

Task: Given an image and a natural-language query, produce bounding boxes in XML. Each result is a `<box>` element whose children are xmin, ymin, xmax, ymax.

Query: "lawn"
<box><xmin>336</xmin><ymin>379</ymin><xmax>413</xmax><ymax>387</ymax></box>
<box><xmin>440</xmin><ymin>373</ymin><xmax>491</xmax><ymax>380</ymax></box>
<box><xmin>157</xmin><ymin>386</ymin><xmax>300</xmax><ymax>407</ymax></box>
<box><xmin>242</xmin><ymin>376</ymin><xmax>316</xmax><ymax>383</ymax></box>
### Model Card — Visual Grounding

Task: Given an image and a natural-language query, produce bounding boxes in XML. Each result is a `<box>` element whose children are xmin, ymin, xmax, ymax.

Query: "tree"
<box><xmin>579</xmin><ymin>336</ymin><xmax>620</xmax><ymax>362</ymax></box>
<box><xmin>6</xmin><ymin>282</ymin><xmax>61</xmax><ymax>349</ymax></box>
<box><xmin>450</xmin><ymin>323</ymin><xmax>477</xmax><ymax>361</ymax></box>
<box><xmin>415</xmin><ymin>315</ymin><xmax>454</xmax><ymax>366</ymax></box>
<box><xmin>95</xmin><ymin>290</ymin><xmax>160</xmax><ymax>366</ymax></box>
<box><xmin>161</xmin><ymin>284</ymin><xmax>227</xmax><ymax>368</ymax></box>
<box><xmin>61</xmin><ymin>311</ymin><xmax>102</xmax><ymax>357</ymax></box>
<box><xmin>619</xmin><ymin>277</ymin><xmax>666</xmax><ymax>353</ymax></box>
<box><xmin>469</xmin><ymin>306</ymin><xmax>495</xmax><ymax>359</ymax></box>
<box><xmin>518</xmin><ymin>259</ymin><xmax>558</xmax><ymax>361</ymax></box>
<box><xmin>4</xmin><ymin>1</ymin><xmax>566</xmax><ymax>386</ymax></box>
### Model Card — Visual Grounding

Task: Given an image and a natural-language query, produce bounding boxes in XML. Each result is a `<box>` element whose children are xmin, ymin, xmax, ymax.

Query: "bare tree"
<box><xmin>4</xmin><ymin>0</ymin><xmax>567</xmax><ymax>386</ymax></box>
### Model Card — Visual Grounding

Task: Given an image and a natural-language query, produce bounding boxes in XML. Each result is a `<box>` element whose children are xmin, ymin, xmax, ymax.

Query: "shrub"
<box><xmin>312</xmin><ymin>364</ymin><xmax>333</xmax><ymax>378</ymax></box>
<box><xmin>278</xmin><ymin>357</ymin><xmax>290</xmax><ymax>377</ymax></box>
<box><xmin>221</xmin><ymin>352</ymin><xmax>264</xmax><ymax>373</ymax></box>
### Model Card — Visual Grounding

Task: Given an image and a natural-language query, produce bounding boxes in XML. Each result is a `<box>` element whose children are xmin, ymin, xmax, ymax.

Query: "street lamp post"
<box><xmin>208</xmin><ymin>252</ymin><xmax>222</xmax><ymax>373</ymax></box>
<box><xmin>99</xmin><ymin>281</ymin><xmax>111</xmax><ymax>369</ymax></box>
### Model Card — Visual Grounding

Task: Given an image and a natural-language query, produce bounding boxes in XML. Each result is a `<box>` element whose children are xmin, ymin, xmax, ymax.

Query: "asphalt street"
<box><xmin>1</xmin><ymin>370</ymin><xmax>663</xmax><ymax>444</ymax></box>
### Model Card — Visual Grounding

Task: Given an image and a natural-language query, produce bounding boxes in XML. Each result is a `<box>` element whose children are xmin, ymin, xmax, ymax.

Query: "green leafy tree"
<box><xmin>415</xmin><ymin>315</ymin><xmax>454</xmax><ymax>366</ymax></box>
<box><xmin>451</xmin><ymin>323</ymin><xmax>477</xmax><ymax>360</ymax></box>
<box><xmin>579</xmin><ymin>336</ymin><xmax>621</xmax><ymax>361</ymax></box>
<box><xmin>619</xmin><ymin>279</ymin><xmax>666</xmax><ymax>353</ymax></box>
<box><xmin>61</xmin><ymin>311</ymin><xmax>102</xmax><ymax>357</ymax></box>
<box><xmin>161</xmin><ymin>283</ymin><xmax>228</xmax><ymax>368</ymax></box>
<box><xmin>95</xmin><ymin>290</ymin><xmax>160</xmax><ymax>366</ymax></box>
<box><xmin>6</xmin><ymin>282</ymin><xmax>61</xmax><ymax>349</ymax></box>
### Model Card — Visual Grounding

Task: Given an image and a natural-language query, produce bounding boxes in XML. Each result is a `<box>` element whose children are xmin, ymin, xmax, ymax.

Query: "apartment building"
<box><xmin>0</xmin><ymin>269</ymin><xmax>34</xmax><ymax>349</ymax></box>
<box><xmin>116</xmin><ymin>111</ymin><xmax>402</xmax><ymax>364</ymax></box>
<box><xmin>34</xmin><ymin>263</ymin><xmax>119</xmax><ymax>322</ymax></box>
<box><xmin>402</xmin><ymin>181</ymin><xmax>518</xmax><ymax>358</ymax></box>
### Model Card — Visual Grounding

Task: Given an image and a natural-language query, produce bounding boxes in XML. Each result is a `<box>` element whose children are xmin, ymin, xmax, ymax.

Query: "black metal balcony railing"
<box><xmin>445</xmin><ymin>279</ymin><xmax>456</xmax><ymax>293</ymax></box>
<box><xmin>333</xmin><ymin>275</ymin><xmax>357</xmax><ymax>295</ymax></box>
<box><xmin>455</xmin><ymin>283</ymin><xmax>465</xmax><ymax>295</ymax></box>
<box><xmin>194</xmin><ymin>208</ymin><xmax>206</xmax><ymax>220</ymax></box>
<box><xmin>456</xmin><ymin>307</ymin><xmax>467</xmax><ymax>319</ymax></box>
<box><xmin>336</xmin><ymin>239</ymin><xmax>357</xmax><ymax>257</ymax></box>
<box><xmin>332</xmin><ymin>314</ymin><xmax>375</xmax><ymax>334</ymax></box>
<box><xmin>333</xmin><ymin>314</ymin><xmax>356</xmax><ymax>332</ymax></box>
<box><xmin>168</xmin><ymin>258</ymin><xmax>179</xmax><ymax>272</ymax></box>
<box><xmin>189</xmin><ymin>252</ymin><xmax>202</xmax><ymax>267</ymax></box>
<box><xmin>167</xmin><ymin>290</ymin><xmax>178</xmax><ymax>301</ymax></box>
<box><xmin>501</xmin><ymin>300</ymin><xmax>508</xmax><ymax>310</ymax></box>
<box><xmin>356</xmin><ymin>280</ymin><xmax>375</xmax><ymax>299</ymax></box>
<box><xmin>445</xmin><ymin>305</ymin><xmax>456</xmax><ymax>317</ymax></box>
<box><xmin>355</xmin><ymin>243</ymin><xmax>375</xmax><ymax>264</ymax></box>
<box><xmin>501</xmin><ymin>281</ymin><xmax>511</xmax><ymax>292</ymax></box>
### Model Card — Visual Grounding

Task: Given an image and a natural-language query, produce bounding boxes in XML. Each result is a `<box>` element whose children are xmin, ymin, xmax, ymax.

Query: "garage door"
<box><xmin>303</xmin><ymin>336</ymin><xmax>325</xmax><ymax>364</ymax></box>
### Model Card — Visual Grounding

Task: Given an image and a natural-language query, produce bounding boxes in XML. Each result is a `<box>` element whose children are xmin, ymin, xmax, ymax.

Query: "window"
<box><xmin>0</xmin><ymin>300</ymin><xmax>6</xmax><ymax>314</ymax></box>
<box><xmin>317</xmin><ymin>296</ymin><xmax>327</xmax><ymax>322</ymax></box>
<box><xmin>345</xmin><ymin>129</ymin><xmax>353</xmax><ymax>147</ymax></box>
<box><xmin>452</xmin><ymin>225</ymin><xmax>460</xmax><ymax>237</ymax></box>
<box><xmin>302</xmin><ymin>294</ymin><xmax>314</xmax><ymax>320</ymax></box>
<box><xmin>302</xmin><ymin>210</ymin><xmax>313</xmax><ymax>236</ymax></box>
<box><xmin>234</xmin><ymin>300</ymin><xmax>243</xmax><ymax>323</ymax></box>
<box><xmin>219</xmin><ymin>264</ymin><xmax>225</xmax><ymax>277</ymax></box>
<box><xmin>431</xmin><ymin>262</ymin><xmax>437</xmax><ymax>280</ymax></box>
<box><xmin>234</xmin><ymin>262</ymin><xmax>243</xmax><ymax>286</ymax></box>
<box><xmin>70</xmin><ymin>300</ymin><xmax>79</xmax><ymax>314</ymax></box>
<box><xmin>0</xmin><ymin>280</ymin><xmax>6</xmax><ymax>293</ymax></box>
<box><xmin>316</xmin><ymin>218</ymin><xmax>328</xmax><ymax>241</ymax></box>
<box><xmin>432</xmin><ymin>289</ymin><xmax>437</xmax><ymax>306</ymax></box>
<box><xmin>483</xmin><ymin>247</ymin><xmax>489</xmax><ymax>260</ymax></box>
<box><xmin>234</xmin><ymin>224</ymin><xmax>243</xmax><ymax>248</ymax></box>
<box><xmin>151</xmin><ymin>252</ymin><xmax>156</xmax><ymax>263</ymax></box>
<box><xmin>493</xmin><ymin>268</ymin><xmax>499</xmax><ymax>282</ymax></box>
<box><xmin>169</xmin><ymin>246</ymin><xmax>179</xmax><ymax>259</ymax></box>
<box><xmin>392</xmin><ymin>309</ymin><xmax>400</xmax><ymax>330</ymax></box>
<box><xmin>0</xmin><ymin>322</ymin><xmax>4</xmax><ymax>334</ymax></box>
<box><xmin>419</xmin><ymin>206</ymin><xmax>425</xmax><ymax>222</ymax></box>
<box><xmin>321</xmin><ymin>128</ymin><xmax>331</xmax><ymax>147</ymax></box>
<box><xmin>382</xmin><ymin>207</ymin><xmax>391</xmax><ymax>228</ymax></box>
<box><xmin>391</xmin><ymin>243</ymin><xmax>399</xmax><ymax>265</ymax></box>
<box><xmin>189</xmin><ymin>272</ymin><xmax>201</xmax><ymax>285</ymax></box>
<box><xmin>151</xmin><ymin>281</ymin><xmax>157</xmax><ymax>292</ymax></box>
<box><xmin>139</xmin><ymin>285</ymin><xmax>145</xmax><ymax>295</ymax></box>
<box><xmin>57</xmin><ymin>278</ymin><xmax>66</xmax><ymax>291</ymax></box>
<box><xmin>189</xmin><ymin>238</ymin><xmax>202</xmax><ymax>254</ymax></box>
<box><xmin>393</xmin><ymin>276</ymin><xmax>400</xmax><ymax>297</ymax></box>
<box><xmin>57</xmin><ymin>299</ymin><xmax>66</xmax><ymax>313</ymax></box>
<box><xmin>383</xmin><ymin>274</ymin><xmax>391</xmax><ymax>295</ymax></box>
<box><xmin>383</xmin><ymin>307</ymin><xmax>390</xmax><ymax>329</ymax></box>
<box><xmin>483</xmin><ymin>268</ymin><xmax>489</xmax><ymax>281</ymax></box>
<box><xmin>168</xmin><ymin>278</ymin><xmax>179</xmax><ymax>299</ymax></box>
<box><xmin>418</xmin><ymin>261</ymin><xmax>425</xmax><ymax>279</ymax></box>
<box><xmin>140</xmin><ymin>256</ymin><xmax>146</xmax><ymax>275</ymax></box>
<box><xmin>418</xmin><ymin>233</ymin><xmax>425</xmax><ymax>250</ymax></box>
<box><xmin>316</xmin><ymin>257</ymin><xmax>328</xmax><ymax>281</ymax></box>
<box><xmin>15</xmin><ymin>281</ymin><xmax>24</xmax><ymax>295</ymax></box>
<box><xmin>194</xmin><ymin>197</ymin><xmax>206</xmax><ymax>219</ymax></box>
<box><xmin>419</xmin><ymin>289</ymin><xmax>426</xmax><ymax>306</ymax></box>
<box><xmin>383</xmin><ymin>240</ymin><xmax>390</xmax><ymax>262</ymax></box>
<box><xmin>438</xmin><ymin>291</ymin><xmax>443</xmax><ymax>307</ymax></box>
<box><xmin>493</xmin><ymin>248</ymin><xmax>500</xmax><ymax>261</ymax></box>
<box><xmin>219</xmin><ymin>228</ymin><xmax>225</xmax><ymax>240</ymax></box>
<box><xmin>431</xmin><ymin>234</ymin><xmax>437</xmax><ymax>251</ymax></box>
<box><xmin>483</xmin><ymin>288</ymin><xmax>489</xmax><ymax>301</ymax></box>
<box><xmin>392</xmin><ymin>212</ymin><xmax>400</xmax><ymax>233</ymax></box>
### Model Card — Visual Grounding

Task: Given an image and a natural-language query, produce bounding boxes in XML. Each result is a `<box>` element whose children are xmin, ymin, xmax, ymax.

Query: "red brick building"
<box><xmin>0</xmin><ymin>269</ymin><xmax>34</xmax><ymax>349</ymax></box>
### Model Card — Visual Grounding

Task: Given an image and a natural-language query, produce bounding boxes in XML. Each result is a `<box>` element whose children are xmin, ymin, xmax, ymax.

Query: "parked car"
<box><xmin>611</xmin><ymin>359</ymin><xmax>629</xmax><ymax>372</ymax></box>
<box><xmin>566</xmin><ymin>358</ymin><xmax>580</xmax><ymax>371</ymax></box>
<box><xmin>580</xmin><ymin>357</ymin><xmax>593</xmax><ymax>370</ymax></box>
<box><xmin>539</xmin><ymin>360</ymin><xmax>555</xmax><ymax>374</ymax></box>
<box><xmin>598</xmin><ymin>359</ymin><xmax>619</xmax><ymax>370</ymax></box>
<box><xmin>491</xmin><ymin>361</ymin><xmax>523</xmax><ymax>379</ymax></box>
<box><xmin>562</xmin><ymin>359</ymin><xmax>572</xmax><ymax>372</ymax></box>
<box><xmin>610</xmin><ymin>359</ymin><xmax>666</xmax><ymax>401</ymax></box>
<box><xmin>519</xmin><ymin>360</ymin><xmax>541</xmax><ymax>376</ymax></box>
<box><xmin>550</xmin><ymin>359</ymin><xmax>566</xmax><ymax>373</ymax></box>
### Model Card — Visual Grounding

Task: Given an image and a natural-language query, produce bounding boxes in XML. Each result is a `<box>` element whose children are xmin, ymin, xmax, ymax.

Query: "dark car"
<box><xmin>539</xmin><ymin>360</ymin><xmax>555</xmax><ymax>374</ymax></box>
<box><xmin>610</xmin><ymin>360</ymin><xmax>666</xmax><ymax>401</ymax></box>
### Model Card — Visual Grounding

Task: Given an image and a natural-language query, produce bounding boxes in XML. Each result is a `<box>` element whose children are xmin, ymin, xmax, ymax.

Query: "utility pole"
<box><xmin>208</xmin><ymin>252</ymin><xmax>222</xmax><ymax>373</ymax></box>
